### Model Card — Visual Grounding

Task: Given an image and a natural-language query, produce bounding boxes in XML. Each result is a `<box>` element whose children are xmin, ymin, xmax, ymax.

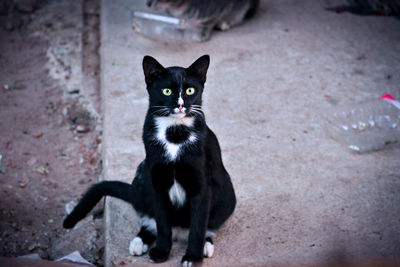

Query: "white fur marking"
<box><xmin>188</xmin><ymin>134</ymin><xmax>197</xmax><ymax>142</ymax></box>
<box><xmin>206</xmin><ymin>230</ymin><xmax>215</xmax><ymax>238</ymax></box>
<box><xmin>203</xmin><ymin>241</ymin><xmax>214</xmax><ymax>257</ymax></box>
<box><xmin>178</xmin><ymin>96</ymin><xmax>184</xmax><ymax>105</ymax></box>
<box><xmin>166</xmin><ymin>143</ymin><xmax>180</xmax><ymax>161</ymax></box>
<box><xmin>155</xmin><ymin>115</ymin><xmax>194</xmax><ymax>128</ymax></box>
<box><xmin>129</xmin><ymin>237</ymin><xmax>148</xmax><ymax>256</ymax></box>
<box><xmin>182</xmin><ymin>261</ymin><xmax>193</xmax><ymax>267</ymax></box>
<box><xmin>173</xmin><ymin>106</ymin><xmax>187</xmax><ymax>113</ymax></box>
<box><xmin>154</xmin><ymin>116</ymin><xmax>196</xmax><ymax>161</ymax></box>
<box><xmin>141</xmin><ymin>216</ymin><xmax>157</xmax><ymax>234</ymax></box>
<box><xmin>169</xmin><ymin>180</ymin><xmax>186</xmax><ymax>207</ymax></box>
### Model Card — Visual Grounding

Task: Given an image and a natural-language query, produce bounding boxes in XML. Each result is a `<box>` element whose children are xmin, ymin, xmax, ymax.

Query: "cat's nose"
<box><xmin>178</xmin><ymin>105</ymin><xmax>184</xmax><ymax>112</ymax></box>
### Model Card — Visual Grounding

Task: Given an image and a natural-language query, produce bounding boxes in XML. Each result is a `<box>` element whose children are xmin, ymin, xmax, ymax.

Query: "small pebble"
<box><xmin>37</xmin><ymin>166</ymin><xmax>49</xmax><ymax>175</ymax></box>
<box><xmin>32</xmin><ymin>131</ymin><xmax>43</xmax><ymax>138</ymax></box>
<box><xmin>76</xmin><ymin>125</ymin><xmax>89</xmax><ymax>133</ymax></box>
<box><xmin>27</xmin><ymin>158</ymin><xmax>37</xmax><ymax>166</ymax></box>
<box><xmin>28</xmin><ymin>243</ymin><xmax>40</xmax><ymax>251</ymax></box>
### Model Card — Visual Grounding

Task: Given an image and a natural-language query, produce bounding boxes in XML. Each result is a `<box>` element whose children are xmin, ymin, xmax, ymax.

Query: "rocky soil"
<box><xmin>0</xmin><ymin>0</ymin><xmax>104</xmax><ymax>265</ymax></box>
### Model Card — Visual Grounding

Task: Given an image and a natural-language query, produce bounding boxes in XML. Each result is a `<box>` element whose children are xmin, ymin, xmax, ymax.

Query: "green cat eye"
<box><xmin>162</xmin><ymin>88</ymin><xmax>172</xmax><ymax>96</ymax></box>
<box><xmin>186</xmin><ymin>87</ymin><xmax>195</xmax><ymax>95</ymax></box>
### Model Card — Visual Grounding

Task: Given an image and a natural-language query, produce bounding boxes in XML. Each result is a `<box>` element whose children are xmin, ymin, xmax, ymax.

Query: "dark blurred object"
<box><xmin>1</xmin><ymin>0</ymin><xmax>38</xmax><ymax>31</ymax></box>
<box><xmin>326</xmin><ymin>0</ymin><xmax>400</xmax><ymax>16</ymax></box>
<box><xmin>133</xmin><ymin>0</ymin><xmax>259</xmax><ymax>42</ymax></box>
<box><xmin>0</xmin><ymin>0</ymin><xmax>37</xmax><ymax>14</ymax></box>
<box><xmin>14</xmin><ymin>0</ymin><xmax>38</xmax><ymax>13</ymax></box>
<box><xmin>0</xmin><ymin>0</ymin><xmax>12</xmax><ymax>14</ymax></box>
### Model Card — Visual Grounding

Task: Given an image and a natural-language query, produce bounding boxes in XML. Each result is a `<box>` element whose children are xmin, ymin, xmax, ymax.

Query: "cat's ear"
<box><xmin>143</xmin><ymin>55</ymin><xmax>166</xmax><ymax>85</ymax></box>
<box><xmin>187</xmin><ymin>55</ymin><xmax>210</xmax><ymax>84</ymax></box>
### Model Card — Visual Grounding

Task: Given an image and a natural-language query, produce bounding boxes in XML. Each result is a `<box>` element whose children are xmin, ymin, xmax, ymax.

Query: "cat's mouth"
<box><xmin>171</xmin><ymin>106</ymin><xmax>187</xmax><ymax>118</ymax></box>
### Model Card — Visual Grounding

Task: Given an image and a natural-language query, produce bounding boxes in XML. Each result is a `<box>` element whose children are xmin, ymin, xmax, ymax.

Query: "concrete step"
<box><xmin>100</xmin><ymin>0</ymin><xmax>400</xmax><ymax>266</ymax></box>
<box><xmin>0</xmin><ymin>257</ymin><xmax>84</xmax><ymax>267</ymax></box>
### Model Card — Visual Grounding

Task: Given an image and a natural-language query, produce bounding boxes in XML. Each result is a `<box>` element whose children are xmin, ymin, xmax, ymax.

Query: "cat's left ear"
<box><xmin>187</xmin><ymin>55</ymin><xmax>210</xmax><ymax>84</ymax></box>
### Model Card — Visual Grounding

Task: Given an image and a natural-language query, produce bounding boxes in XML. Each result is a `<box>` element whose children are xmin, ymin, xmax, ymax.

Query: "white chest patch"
<box><xmin>154</xmin><ymin>116</ymin><xmax>197</xmax><ymax>161</ymax></box>
<box><xmin>169</xmin><ymin>179</ymin><xmax>186</xmax><ymax>207</ymax></box>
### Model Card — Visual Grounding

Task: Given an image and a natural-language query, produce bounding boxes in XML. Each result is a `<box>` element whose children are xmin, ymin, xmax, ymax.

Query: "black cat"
<box><xmin>63</xmin><ymin>55</ymin><xmax>236</xmax><ymax>266</ymax></box>
<box><xmin>134</xmin><ymin>0</ymin><xmax>259</xmax><ymax>42</ymax></box>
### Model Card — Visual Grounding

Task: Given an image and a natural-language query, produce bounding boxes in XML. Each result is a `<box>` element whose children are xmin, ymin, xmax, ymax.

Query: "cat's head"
<box><xmin>146</xmin><ymin>0</ymin><xmax>182</xmax><ymax>10</ymax></box>
<box><xmin>142</xmin><ymin>55</ymin><xmax>210</xmax><ymax>119</ymax></box>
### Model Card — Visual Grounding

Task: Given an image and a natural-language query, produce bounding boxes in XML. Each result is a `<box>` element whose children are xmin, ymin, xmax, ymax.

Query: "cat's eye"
<box><xmin>186</xmin><ymin>87</ymin><xmax>195</xmax><ymax>95</ymax></box>
<box><xmin>162</xmin><ymin>88</ymin><xmax>172</xmax><ymax>96</ymax></box>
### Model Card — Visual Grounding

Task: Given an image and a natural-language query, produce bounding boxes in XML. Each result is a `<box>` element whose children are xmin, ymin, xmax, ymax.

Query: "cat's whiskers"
<box><xmin>160</xmin><ymin>110</ymin><xmax>171</xmax><ymax>116</ymax></box>
<box><xmin>150</xmin><ymin>105</ymin><xmax>169</xmax><ymax>108</ymax></box>
<box><xmin>189</xmin><ymin>107</ymin><xmax>204</xmax><ymax>118</ymax></box>
<box><xmin>151</xmin><ymin>107</ymin><xmax>171</xmax><ymax>117</ymax></box>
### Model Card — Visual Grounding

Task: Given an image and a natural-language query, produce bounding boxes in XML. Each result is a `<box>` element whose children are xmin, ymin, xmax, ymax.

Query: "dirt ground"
<box><xmin>0</xmin><ymin>0</ymin><xmax>104</xmax><ymax>265</ymax></box>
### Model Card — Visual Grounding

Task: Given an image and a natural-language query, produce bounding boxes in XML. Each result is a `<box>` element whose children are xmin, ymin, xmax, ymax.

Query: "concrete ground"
<box><xmin>100</xmin><ymin>0</ymin><xmax>400</xmax><ymax>266</ymax></box>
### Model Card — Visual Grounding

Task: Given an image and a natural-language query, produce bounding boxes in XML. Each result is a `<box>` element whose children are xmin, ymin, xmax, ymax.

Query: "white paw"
<box><xmin>203</xmin><ymin>241</ymin><xmax>214</xmax><ymax>258</ymax></box>
<box><xmin>219</xmin><ymin>21</ymin><xmax>230</xmax><ymax>31</ymax></box>
<box><xmin>182</xmin><ymin>261</ymin><xmax>193</xmax><ymax>267</ymax></box>
<box><xmin>129</xmin><ymin>237</ymin><xmax>148</xmax><ymax>256</ymax></box>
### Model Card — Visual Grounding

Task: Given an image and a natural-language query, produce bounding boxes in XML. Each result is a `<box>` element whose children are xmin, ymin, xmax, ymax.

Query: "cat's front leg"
<box><xmin>149</xmin><ymin>164</ymin><xmax>174</xmax><ymax>263</ymax></box>
<box><xmin>149</xmin><ymin>191</ymin><xmax>172</xmax><ymax>263</ymax></box>
<box><xmin>182</xmin><ymin>190</ymin><xmax>211</xmax><ymax>266</ymax></box>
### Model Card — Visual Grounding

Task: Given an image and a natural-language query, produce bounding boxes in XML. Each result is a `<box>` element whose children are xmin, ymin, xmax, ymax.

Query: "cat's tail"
<box><xmin>63</xmin><ymin>181</ymin><xmax>133</xmax><ymax>229</ymax></box>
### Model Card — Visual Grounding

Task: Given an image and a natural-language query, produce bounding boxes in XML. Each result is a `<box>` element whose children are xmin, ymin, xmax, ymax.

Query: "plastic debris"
<box><xmin>132</xmin><ymin>10</ymin><xmax>186</xmax><ymax>42</ymax></box>
<box><xmin>56</xmin><ymin>251</ymin><xmax>94</xmax><ymax>266</ymax></box>
<box><xmin>37</xmin><ymin>166</ymin><xmax>50</xmax><ymax>175</ymax></box>
<box><xmin>322</xmin><ymin>94</ymin><xmax>400</xmax><ymax>153</ymax></box>
<box><xmin>18</xmin><ymin>253</ymin><xmax>41</xmax><ymax>260</ymax></box>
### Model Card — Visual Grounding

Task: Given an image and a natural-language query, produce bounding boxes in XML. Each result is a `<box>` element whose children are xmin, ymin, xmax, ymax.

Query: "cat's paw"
<box><xmin>216</xmin><ymin>21</ymin><xmax>230</xmax><ymax>31</ymax></box>
<box><xmin>181</xmin><ymin>254</ymin><xmax>203</xmax><ymax>267</ymax></box>
<box><xmin>129</xmin><ymin>237</ymin><xmax>148</xmax><ymax>256</ymax></box>
<box><xmin>203</xmin><ymin>241</ymin><xmax>214</xmax><ymax>258</ymax></box>
<box><xmin>149</xmin><ymin>247</ymin><xmax>169</xmax><ymax>263</ymax></box>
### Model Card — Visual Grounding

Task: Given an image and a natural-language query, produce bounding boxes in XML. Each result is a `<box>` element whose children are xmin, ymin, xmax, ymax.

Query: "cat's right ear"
<box><xmin>187</xmin><ymin>55</ymin><xmax>210</xmax><ymax>84</ymax></box>
<box><xmin>143</xmin><ymin>56</ymin><xmax>165</xmax><ymax>86</ymax></box>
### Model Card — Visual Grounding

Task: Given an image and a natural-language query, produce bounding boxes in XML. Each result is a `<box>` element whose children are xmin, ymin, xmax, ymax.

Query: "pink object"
<box><xmin>381</xmin><ymin>93</ymin><xmax>400</xmax><ymax>110</ymax></box>
<box><xmin>381</xmin><ymin>93</ymin><xmax>395</xmax><ymax>101</ymax></box>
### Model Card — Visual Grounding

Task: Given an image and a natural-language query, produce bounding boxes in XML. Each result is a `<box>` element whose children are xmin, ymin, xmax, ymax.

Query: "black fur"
<box><xmin>63</xmin><ymin>55</ymin><xmax>236</xmax><ymax>265</ymax></box>
<box><xmin>166</xmin><ymin>125</ymin><xmax>191</xmax><ymax>143</ymax></box>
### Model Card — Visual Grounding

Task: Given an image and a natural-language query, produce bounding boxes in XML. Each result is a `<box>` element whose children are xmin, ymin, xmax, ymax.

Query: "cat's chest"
<box><xmin>154</xmin><ymin>116</ymin><xmax>198</xmax><ymax>161</ymax></box>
